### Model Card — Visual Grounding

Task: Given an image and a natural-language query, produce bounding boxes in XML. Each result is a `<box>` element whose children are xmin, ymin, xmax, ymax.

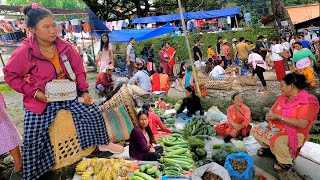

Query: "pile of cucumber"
<box><xmin>131</xmin><ymin>164</ymin><xmax>161</xmax><ymax>180</ymax></box>
<box><xmin>157</xmin><ymin>134</ymin><xmax>194</xmax><ymax>177</ymax></box>
<box><xmin>183</xmin><ymin>116</ymin><xmax>215</xmax><ymax>139</ymax></box>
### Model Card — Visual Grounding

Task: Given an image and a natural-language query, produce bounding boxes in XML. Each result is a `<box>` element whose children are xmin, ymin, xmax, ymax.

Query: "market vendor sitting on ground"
<box><xmin>176</xmin><ymin>86</ymin><xmax>204</xmax><ymax>119</ymax></box>
<box><xmin>129</xmin><ymin>111</ymin><xmax>163</xmax><ymax>161</ymax></box>
<box><xmin>142</xmin><ymin>103</ymin><xmax>171</xmax><ymax>139</ymax></box>
<box><xmin>215</xmin><ymin>92</ymin><xmax>251</xmax><ymax>142</ymax></box>
<box><xmin>127</xmin><ymin>59</ymin><xmax>152</xmax><ymax>96</ymax></box>
<box><xmin>209</xmin><ymin>60</ymin><xmax>232</xmax><ymax>79</ymax></box>
<box><xmin>251</xmin><ymin>73</ymin><xmax>319</xmax><ymax>171</ymax></box>
<box><xmin>96</xmin><ymin>64</ymin><xmax>115</xmax><ymax>101</ymax></box>
<box><xmin>150</xmin><ymin>67</ymin><xmax>171</xmax><ymax>93</ymax></box>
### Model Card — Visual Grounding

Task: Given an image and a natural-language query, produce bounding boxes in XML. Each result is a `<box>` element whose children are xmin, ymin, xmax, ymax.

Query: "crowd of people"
<box><xmin>1</xmin><ymin>3</ymin><xmax>319</xmax><ymax>180</ymax></box>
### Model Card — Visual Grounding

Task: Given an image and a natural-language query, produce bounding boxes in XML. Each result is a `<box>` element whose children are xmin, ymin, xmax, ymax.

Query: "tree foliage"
<box><xmin>82</xmin><ymin>0</ymin><xmax>151</xmax><ymax>21</ymax></box>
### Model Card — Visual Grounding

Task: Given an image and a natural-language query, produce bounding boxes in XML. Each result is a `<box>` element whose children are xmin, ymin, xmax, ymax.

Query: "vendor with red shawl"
<box><xmin>142</xmin><ymin>103</ymin><xmax>171</xmax><ymax>139</ymax></box>
<box><xmin>215</xmin><ymin>92</ymin><xmax>251</xmax><ymax>142</ymax></box>
<box><xmin>150</xmin><ymin>67</ymin><xmax>171</xmax><ymax>93</ymax></box>
<box><xmin>166</xmin><ymin>42</ymin><xmax>176</xmax><ymax>76</ymax></box>
<box><xmin>251</xmin><ymin>73</ymin><xmax>319</xmax><ymax>171</ymax></box>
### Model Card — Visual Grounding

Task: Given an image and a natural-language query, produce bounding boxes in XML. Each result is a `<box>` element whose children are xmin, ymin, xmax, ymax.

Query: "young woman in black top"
<box><xmin>176</xmin><ymin>86</ymin><xmax>203</xmax><ymax>119</ymax></box>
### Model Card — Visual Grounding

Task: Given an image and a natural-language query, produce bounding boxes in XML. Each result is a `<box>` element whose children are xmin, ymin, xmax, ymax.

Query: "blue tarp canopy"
<box><xmin>108</xmin><ymin>24</ymin><xmax>175</xmax><ymax>42</ymax></box>
<box><xmin>85</xmin><ymin>7</ymin><xmax>110</xmax><ymax>32</ymax></box>
<box><xmin>132</xmin><ymin>7</ymin><xmax>241</xmax><ymax>24</ymax></box>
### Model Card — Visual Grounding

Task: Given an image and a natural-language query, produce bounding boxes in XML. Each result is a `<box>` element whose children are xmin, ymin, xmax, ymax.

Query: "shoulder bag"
<box><xmin>45</xmin><ymin>55</ymin><xmax>77</xmax><ymax>102</ymax></box>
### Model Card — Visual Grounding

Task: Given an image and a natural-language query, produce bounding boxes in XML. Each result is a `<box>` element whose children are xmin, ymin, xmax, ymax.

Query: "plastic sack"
<box><xmin>206</xmin><ymin>106</ymin><xmax>227</xmax><ymax>122</ymax></box>
<box><xmin>224</xmin><ymin>152</ymin><xmax>255</xmax><ymax>180</ymax></box>
<box><xmin>192</xmin><ymin>162</ymin><xmax>231</xmax><ymax>180</ymax></box>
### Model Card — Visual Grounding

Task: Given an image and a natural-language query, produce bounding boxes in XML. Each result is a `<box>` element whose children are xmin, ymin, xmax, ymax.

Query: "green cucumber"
<box><xmin>131</xmin><ymin>176</ymin><xmax>145</xmax><ymax>180</ymax></box>
<box><xmin>145</xmin><ymin>164</ymin><xmax>153</xmax><ymax>169</ymax></box>
<box><xmin>163</xmin><ymin>148</ymin><xmax>187</xmax><ymax>156</ymax></box>
<box><xmin>139</xmin><ymin>164</ymin><xmax>146</xmax><ymax>172</ymax></box>
<box><xmin>133</xmin><ymin>172</ymin><xmax>155</xmax><ymax>180</ymax></box>
<box><xmin>146</xmin><ymin>166</ymin><xmax>156</xmax><ymax>175</ymax></box>
<box><xmin>163</xmin><ymin>158</ymin><xmax>191</xmax><ymax>166</ymax></box>
<box><xmin>154</xmin><ymin>170</ymin><xmax>162</xmax><ymax>178</ymax></box>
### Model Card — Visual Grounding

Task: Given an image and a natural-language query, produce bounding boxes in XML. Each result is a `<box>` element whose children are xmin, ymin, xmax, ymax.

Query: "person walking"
<box><xmin>96</xmin><ymin>33</ymin><xmax>114</xmax><ymax>73</ymax></box>
<box><xmin>270</xmin><ymin>37</ymin><xmax>286</xmax><ymax>81</ymax></box>
<box><xmin>126</xmin><ymin>37</ymin><xmax>136</xmax><ymax>78</ymax></box>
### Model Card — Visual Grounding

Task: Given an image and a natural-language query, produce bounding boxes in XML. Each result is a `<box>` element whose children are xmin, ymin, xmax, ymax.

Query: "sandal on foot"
<box><xmin>256</xmin><ymin>148</ymin><xmax>271</xmax><ymax>157</ymax></box>
<box><xmin>273</xmin><ymin>162</ymin><xmax>292</xmax><ymax>171</ymax></box>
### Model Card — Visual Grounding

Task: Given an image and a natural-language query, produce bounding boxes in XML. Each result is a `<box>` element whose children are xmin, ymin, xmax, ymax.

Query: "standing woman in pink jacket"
<box><xmin>3</xmin><ymin>4</ymin><xmax>123</xmax><ymax>180</ymax></box>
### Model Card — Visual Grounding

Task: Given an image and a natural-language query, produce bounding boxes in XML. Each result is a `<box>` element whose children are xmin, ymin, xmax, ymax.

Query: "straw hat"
<box><xmin>232</xmin><ymin>38</ymin><xmax>237</xmax><ymax>42</ymax></box>
<box><xmin>222</xmin><ymin>39</ymin><xmax>228</xmax><ymax>44</ymax></box>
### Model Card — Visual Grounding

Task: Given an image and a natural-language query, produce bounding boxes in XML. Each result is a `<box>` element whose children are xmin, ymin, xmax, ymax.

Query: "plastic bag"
<box><xmin>206</xmin><ymin>106</ymin><xmax>227</xmax><ymax>122</ymax></box>
<box><xmin>192</xmin><ymin>162</ymin><xmax>231</xmax><ymax>180</ymax></box>
<box><xmin>224</xmin><ymin>152</ymin><xmax>255</xmax><ymax>180</ymax></box>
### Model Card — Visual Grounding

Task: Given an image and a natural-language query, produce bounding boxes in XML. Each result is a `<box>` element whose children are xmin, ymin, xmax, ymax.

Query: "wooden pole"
<box><xmin>235</xmin><ymin>15</ymin><xmax>239</xmax><ymax>31</ymax></box>
<box><xmin>177</xmin><ymin>0</ymin><xmax>201</xmax><ymax>97</ymax></box>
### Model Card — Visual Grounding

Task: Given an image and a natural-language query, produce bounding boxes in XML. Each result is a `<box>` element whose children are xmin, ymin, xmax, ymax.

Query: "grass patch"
<box><xmin>0</xmin><ymin>85</ymin><xmax>13</xmax><ymax>92</ymax></box>
<box><xmin>86</xmin><ymin>72</ymin><xmax>98</xmax><ymax>80</ymax></box>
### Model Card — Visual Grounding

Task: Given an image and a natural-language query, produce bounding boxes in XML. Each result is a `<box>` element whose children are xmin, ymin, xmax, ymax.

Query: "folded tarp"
<box><xmin>108</xmin><ymin>24</ymin><xmax>175</xmax><ymax>42</ymax></box>
<box><xmin>132</xmin><ymin>7</ymin><xmax>241</xmax><ymax>24</ymax></box>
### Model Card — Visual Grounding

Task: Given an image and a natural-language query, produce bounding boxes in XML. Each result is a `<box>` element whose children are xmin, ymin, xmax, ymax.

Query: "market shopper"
<box><xmin>166</xmin><ymin>42</ymin><xmax>176</xmax><ymax>76</ymax></box>
<box><xmin>96</xmin><ymin>33</ymin><xmax>114</xmax><ymax>73</ymax></box>
<box><xmin>95</xmin><ymin>65</ymin><xmax>115</xmax><ymax>101</ymax></box>
<box><xmin>270</xmin><ymin>37</ymin><xmax>286</xmax><ymax>81</ymax></box>
<box><xmin>129</xmin><ymin>111</ymin><xmax>164</xmax><ymax>161</ymax></box>
<box><xmin>150</xmin><ymin>67</ymin><xmax>171</xmax><ymax>93</ymax></box>
<box><xmin>209</xmin><ymin>61</ymin><xmax>232</xmax><ymax>79</ymax></box>
<box><xmin>251</xmin><ymin>73</ymin><xmax>319</xmax><ymax>171</ymax></box>
<box><xmin>0</xmin><ymin>93</ymin><xmax>23</xmax><ymax>180</ymax></box>
<box><xmin>158</xmin><ymin>43</ymin><xmax>170</xmax><ymax>74</ymax></box>
<box><xmin>126</xmin><ymin>37</ymin><xmax>136</xmax><ymax>78</ymax></box>
<box><xmin>127</xmin><ymin>59</ymin><xmax>152</xmax><ymax>96</ymax></box>
<box><xmin>142</xmin><ymin>103</ymin><xmax>171</xmax><ymax>139</ymax></box>
<box><xmin>248</xmin><ymin>49</ymin><xmax>268</xmax><ymax>93</ymax></box>
<box><xmin>292</xmin><ymin>42</ymin><xmax>317</xmax><ymax>87</ymax></box>
<box><xmin>3</xmin><ymin>4</ymin><xmax>123</xmax><ymax>179</ymax></box>
<box><xmin>215</xmin><ymin>92</ymin><xmax>251</xmax><ymax>142</ymax></box>
<box><xmin>176</xmin><ymin>86</ymin><xmax>204</xmax><ymax>119</ymax></box>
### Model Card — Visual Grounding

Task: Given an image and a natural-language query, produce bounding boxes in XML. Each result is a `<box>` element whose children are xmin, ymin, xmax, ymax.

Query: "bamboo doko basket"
<box><xmin>49</xmin><ymin>109</ymin><xmax>95</xmax><ymax>170</ymax></box>
<box><xmin>101</xmin><ymin>84</ymin><xmax>137</xmax><ymax>125</ymax></box>
<box><xmin>237</xmin><ymin>76</ymin><xmax>258</xmax><ymax>86</ymax></box>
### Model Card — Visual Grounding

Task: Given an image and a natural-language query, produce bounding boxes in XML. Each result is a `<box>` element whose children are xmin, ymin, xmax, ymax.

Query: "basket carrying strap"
<box><xmin>61</xmin><ymin>55</ymin><xmax>76</xmax><ymax>81</ymax></box>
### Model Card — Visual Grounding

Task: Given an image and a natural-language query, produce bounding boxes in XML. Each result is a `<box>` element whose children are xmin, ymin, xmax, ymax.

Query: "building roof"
<box><xmin>286</xmin><ymin>4</ymin><xmax>320</xmax><ymax>25</ymax></box>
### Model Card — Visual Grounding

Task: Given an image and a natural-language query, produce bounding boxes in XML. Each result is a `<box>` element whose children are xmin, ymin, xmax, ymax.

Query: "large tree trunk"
<box><xmin>271</xmin><ymin>0</ymin><xmax>295</xmax><ymax>34</ymax></box>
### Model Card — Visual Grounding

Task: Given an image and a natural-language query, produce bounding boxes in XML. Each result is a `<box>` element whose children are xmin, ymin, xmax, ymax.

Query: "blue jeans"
<box><xmin>176</xmin><ymin>111</ymin><xmax>200</xmax><ymax>120</ymax></box>
<box><xmin>210</xmin><ymin>74</ymin><xmax>227</xmax><ymax>79</ymax></box>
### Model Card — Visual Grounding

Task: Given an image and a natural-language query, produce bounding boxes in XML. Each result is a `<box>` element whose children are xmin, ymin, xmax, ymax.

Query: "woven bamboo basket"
<box><xmin>101</xmin><ymin>84</ymin><xmax>137</xmax><ymax>125</ymax></box>
<box><xmin>49</xmin><ymin>109</ymin><xmax>95</xmax><ymax>170</ymax></box>
<box><xmin>264</xmin><ymin>71</ymin><xmax>278</xmax><ymax>81</ymax></box>
<box><xmin>196</xmin><ymin>70</ymin><xmax>207</xmax><ymax>79</ymax></box>
<box><xmin>237</xmin><ymin>76</ymin><xmax>258</xmax><ymax>86</ymax></box>
<box><xmin>202</xmin><ymin>78</ymin><xmax>233</xmax><ymax>90</ymax></box>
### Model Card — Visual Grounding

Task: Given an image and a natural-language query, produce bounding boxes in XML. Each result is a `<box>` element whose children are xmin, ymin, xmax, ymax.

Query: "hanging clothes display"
<box><xmin>82</xmin><ymin>22</ymin><xmax>91</xmax><ymax>33</ymax></box>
